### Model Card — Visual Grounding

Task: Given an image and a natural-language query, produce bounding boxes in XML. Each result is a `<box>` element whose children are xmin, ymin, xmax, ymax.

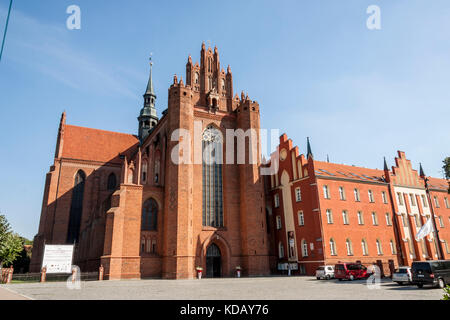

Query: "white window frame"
<box><xmin>397</xmin><ymin>192</ymin><xmax>404</xmax><ymax>205</ymax></box>
<box><xmin>376</xmin><ymin>240</ymin><xmax>383</xmax><ymax>255</ymax></box>
<box><xmin>434</xmin><ymin>196</ymin><xmax>440</xmax><ymax>208</ymax></box>
<box><xmin>382</xmin><ymin>191</ymin><xmax>388</xmax><ymax>204</ymax></box>
<box><xmin>323</xmin><ymin>185</ymin><xmax>330</xmax><ymax>199</ymax></box>
<box><xmin>329</xmin><ymin>239</ymin><xmax>337</xmax><ymax>256</ymax></box>
<box><xmin>372</xmin><ymin>212</ymin><xmax>378</xmax><ymax>226</ymax></box>
<box><xmin>368</xmin><ymin>190</ymin><xmax>374</xmax><ymax>203</ymax></box>
<box><xmin>274</xmin><ymin>194</ymin><xmax>280</xmax><ymax>208</ymax></box>
<box><xmin>346</xmin><ymin>239</ymin><xmax>353</xmax><ymax>256</ymax></box>
<box><xmin>298</xmin><ymin>211</ymin><xmax>304</xmax><ymax>226</ymax></box>
<box><xmin>326</xmin><ymin>209</ymin><xmax>333</xmax><ymax>224</ymax></box>
<box><xmin>409</xmin><ymin>194</ymin><xmax>416</xmax><ymax>206</ymax></box>
<box><xmin>295</xmin><ymin>187</ymin><xmax>302</xmax><ymax>202</ymax></box>
<box><xmin>439</xmin><ymin>216</ymin><xmax>444</xmax><ymax>228</ymax></box>
<box><xmin>354</xmin><ymin>188</ymin><xmax>360</xmax><ymax>202</ymax></box>
<box><xmin>357</xmin><ymin>211</ymin><xmax>364</xmax><ymax>225</ymax></box>
<box><xmin>421</xmin><ymin>194</ymin><xmax>428</xmax><ymax>207</ymax></box>
<box><xmin>276</xmin><ymin>216</ymin><xmax>282</xmax><ymax>230</ymax></box>
<box><xmin>302</xmin><ymin>240</ymin><xmax>308</xmax><ymax>257</ymax></box>
<box><xmin>342</xmin><ymin>210</ymin><xmax>349</xmax><ymax>225</ymax></box>
<box><xmin>385</xmin><ymin>213</ymin><xmax>392</xmax><ymax>226</ymax></box>
<box><xmin>339</xmin><ymin>187</ymin><xmax>346</xmax><ymax>200</ymax></box>
<box><xmin>362</xmin><ymin>239</ymin><xmax>368</xmax><ymax>256</ymax></box>
<box><xmin>390</xmin><ymin>240</ymin><xmax>396</xmax><ymax>254</ymax></box>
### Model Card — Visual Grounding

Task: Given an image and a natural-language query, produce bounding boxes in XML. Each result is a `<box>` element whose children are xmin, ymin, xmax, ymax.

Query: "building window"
<box><xmin>357</xmin><ymin>211</ymin><xmax>364</xmax><ymax>225</ymax></box>
<box><xmin>376</xmin><ymin>239</ymin><xmax>383</xmax><ymax>255</ymax></box>
<box><xmin>381</xmin><ymin>191</ymin><xmax>388</xmax><ymax>204</ymax></box>
<box><xmin>421</xmin><ymin>239</ymin><xmax>429</xmax><ymax>258</ymax></box>
<box><xmin>390</xmin><ymin>239</ymin><xmax>396</xmax><ymax>254</ymax></box>
<box><xmin>368</xmin><ymin>190</ymin><xmax>374</xmax><ymax>203</ymax></box>
<box><xmin>402</xmin><ymin>214</ymin><xmax>409</xmax><ymax>227</ymax></box>
<box><xmin>342</xmin><ymin>210</ymin><xmax>349</xmax><ymax>225</ymax></box>
<box><xmin>276</xmin><ymin>216</ymin><xmax>282</xmax><ymax>230</ymax></box>
<box><xmin>414</xmin><ymin>215</ymin><xmax>422</xmax><ymax>228</ymax></box>
<box><xmin>339</xmin><ymin>187</ymin><xmax>346</xmax><ymax>200</ymax></box>
<box><xmin>202</xmin><ymin>125</ymin><xmax>224</xmax><ymax>227</ymax></box>
<box><xmin>409</xmin><ymin>194</ymin><xmax>416</xmax><ymax>206</ymax></box>
<box><xmin>274</xmin><ymin>194</ymin><xmax>280</xmax><ymax>208</ymax></box>
<box><xmin>67</xmin><ymin>170</ymin><xmax>86</xmax><ymax>243</ymax></box>
<box><xmin>295</xmin><ymin>187</ymin><xmax>302</xmax><ymax>202</ymax></box>
<box><xmin>152</xmin><ymin>240</ymin><xmax>156</xmax><ymax>253</ymax></box>
<box><xmin>434</xmin><ymin>196</ymin><xmax>440</xmax><ymax>208</ymax></box>
<box><xmin>142</xmin><ymin>198</ymin><xmax>158</xmax><ymax>231</ymax></box>
<box><xmin>361</xmin><ymin>239</ymin><xmax>369</xmax><ymax>256</ymax></box>
<box><xmin>301</xmin><ymin>239</ymin><xmax>308</xmax><ymax>257</ymax></box>
<box><xmin>444</xmin><ymin>240</ymin><xmax>450</xmax><ymax>254</ymax></box>
<box><xmin>385</xmin><ymin>213</ymin><xmax>392</xmax><ymax>226</ymax></box>
<box><xmin>439</xmin><ymin>216</ymin><xmax>444</xmax><ymax>228</ymax></box>
<box><xmin>329</xmin><ymin>238</ymin><xmax>337</xmax><ymax>256</ymax></box>
<box><xmin>298</xmin><ymin>211</ymin><xmax>304</xmax><ymax>226</ymax></box>
<box><xmin>421</xmin><ymin>194</ymin><xmax>428</xmax><ymax>208</ymax></box>
<box><xmin>326</xmin><ymin>209</ymin><xmax>333</xmax><ymax>224</ymax></box>
<box><xmin>354</xmin><ymin>188</ymin><xmax>360</xmax><ymax>202</ymax></box>
<box><xmin>346</xmin><ymin>239</ymin><xmax>353</xmax><ymax>256</ymax></box>
<box><xmin>278</xmin><ymin>242</ymin><xmax>284</xmax><ymax>258</ymax></box>
<box><xmin>397</xmin><ymin>192</ymin><xmax>404</xmax><ymax>205</ymax></box>
<box><xmin>444</xmin><ymin>197</ymin><xmax>449</xmax><ymax>209</ymax></box>
<box><xmin>323</xmin><ymin>185</ymin><xmax>330</xmax><ymax>199</ymax></box>
<box><xmin>107</xmin><ymin>173</ymin><xmax>117</xmax><ymax>191</ymax></box>
<box><xmin>371</xmin><ymin>212</ymin><xmax>378</xmax><ymax>226</ymax></box>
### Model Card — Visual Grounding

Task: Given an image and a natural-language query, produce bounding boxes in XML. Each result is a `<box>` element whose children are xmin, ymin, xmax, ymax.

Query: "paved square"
<box><xmin>0</xmin><ymin>276</ymin><xmax>444</xmax><ymax>300</ymax></box>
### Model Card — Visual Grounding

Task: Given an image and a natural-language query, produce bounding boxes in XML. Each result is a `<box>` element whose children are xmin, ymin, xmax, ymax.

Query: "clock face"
<box><xmin>280</xmin><ymin>149</ymin><xmax>287</xmax><ymax>161</ymax></box>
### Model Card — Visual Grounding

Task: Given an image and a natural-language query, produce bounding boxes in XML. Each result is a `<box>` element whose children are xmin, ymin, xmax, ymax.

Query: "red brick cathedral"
<box><xmin>30</xmin><ymin>44</ymin><xmax>450</xmax><ymax>279</ymax></box>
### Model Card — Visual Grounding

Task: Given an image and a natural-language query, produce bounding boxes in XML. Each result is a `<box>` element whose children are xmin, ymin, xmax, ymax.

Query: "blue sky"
<box><xmin>0</xmin><ymin>0</ymin><xmax>449</xmax><ymax>239</ymax></box>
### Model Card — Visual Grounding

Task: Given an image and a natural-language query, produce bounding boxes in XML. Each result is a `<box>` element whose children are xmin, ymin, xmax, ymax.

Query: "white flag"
<box><xmin>415</xmin><ymin>218</ymin><xmax>434</xmax><ymax>241</ymax></box>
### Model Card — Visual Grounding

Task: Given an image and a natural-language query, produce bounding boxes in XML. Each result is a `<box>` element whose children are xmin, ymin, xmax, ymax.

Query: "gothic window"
<box><xmin>154</xmin><ymin>151</ymin><xmax>161</xmax><ymax>184</ymax></box>
<box><xmin>142</xmin><ymin>198</ymin><xmax>158</xmax><ymax>231</ymax></box>
<box><xmin>195</xmin><ymin>72</ymin><xmax>199</xmax><ymax>84</ymax></box>
<box><xmin>107</xmin><ymin>172</ymin><xmax>117</xmax><ymax>191</ymax></box>
<box><xmin>202</xmin><ymin>125</ymin><xmax>223</xmax><ymax>227</ymax></box>
<box><xmin>142</xmin><ymin>160</ymin><xmax>148</xmax><ymax>183</ymax></box>
<box><xmin>67</xmin><ymin>170</ymin><xmax>86</xmax><ymax>243</ymax></box>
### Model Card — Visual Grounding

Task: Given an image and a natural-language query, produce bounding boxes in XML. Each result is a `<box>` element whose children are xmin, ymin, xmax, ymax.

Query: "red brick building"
<box><xmin>30</xmin><ymin>44</ymin><xmax>271</xmax><ymax>279</ymax></box>
<box><xmin>266</xmin><ymin>135</ymin><xmax>450</xmax><ymax>277</ymax></box>
<box><xmin>30</xmin><ymin>44</ymin><xmax>449</xmax><ymax>280</ymax></box>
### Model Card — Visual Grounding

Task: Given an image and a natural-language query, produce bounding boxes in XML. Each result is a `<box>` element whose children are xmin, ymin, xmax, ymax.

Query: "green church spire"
<box><xmin>138</xmin><ymin>55</ymin><xmax>159</xmax><ymax>143</ymax></box>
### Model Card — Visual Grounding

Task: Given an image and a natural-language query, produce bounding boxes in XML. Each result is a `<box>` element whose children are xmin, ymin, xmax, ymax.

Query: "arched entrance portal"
<box><xmin>206</xmin><ymin>244</ymin><xmax>221</xmax><ymax>278</ymax></box>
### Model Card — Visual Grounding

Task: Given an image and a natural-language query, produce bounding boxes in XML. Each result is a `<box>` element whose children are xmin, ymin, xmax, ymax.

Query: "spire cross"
<box><xmin>149</xmin><ymin>52</ymin><xmax>153</xmax><ymax>66</ymax></box>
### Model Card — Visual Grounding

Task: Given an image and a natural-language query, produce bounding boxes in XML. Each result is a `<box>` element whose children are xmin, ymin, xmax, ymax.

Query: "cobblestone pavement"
<box><xmin>0</xmin><ymin>276</ymin><xmax>444</xmax><ymax>300</ymax></box>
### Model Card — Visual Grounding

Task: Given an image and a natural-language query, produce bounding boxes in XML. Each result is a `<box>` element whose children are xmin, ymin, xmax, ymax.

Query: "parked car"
<box><xmin>392</xmin><ymin>266</ymin><xmax>412</xmax><ymax>285</ymax></box>
<box><xmin>315</xmin><ymin>265</ymin><xmax>335</xmax><ymax>280</ymax></box>
<box><xmin>412</xmin><ymin>260</ymin><xmax>450</xmax><ymax>289</ymax></box>
<box><xmin>334</xmin><ymin>263</ymin><xmax>369</xmax><ymax>281</ymax></box>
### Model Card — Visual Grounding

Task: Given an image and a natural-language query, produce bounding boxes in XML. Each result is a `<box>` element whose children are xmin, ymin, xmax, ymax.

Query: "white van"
<box><xmin>315</xmin><ymin>265</ymin><xmax>335</xmax><ymax>280</ymax></box>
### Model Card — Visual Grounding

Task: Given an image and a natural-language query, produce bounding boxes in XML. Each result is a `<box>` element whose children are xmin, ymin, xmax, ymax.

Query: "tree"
<box><xmin>0</xmin><ymin>214</ymin><xmax>24</xmax><ymax>267</ymax></box>
<box><xmin>443</xmin><ymin>157</ymin><xmax>450</xmax><ymax>180</ymax></box>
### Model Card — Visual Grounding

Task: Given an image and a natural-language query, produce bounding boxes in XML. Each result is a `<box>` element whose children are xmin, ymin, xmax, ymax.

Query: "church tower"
<box><xmin>138</xmin><ymin>58</ymin><xmax>159</xmax><ymax>142</ymax></box>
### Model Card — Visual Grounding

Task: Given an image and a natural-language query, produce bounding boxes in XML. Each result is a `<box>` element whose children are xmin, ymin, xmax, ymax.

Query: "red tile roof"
<box><xmin>313</xmin><ymin>161</ymin><xmax>386</xmax><ymax>183</ymax></box>
<box><xmin>427</xmin><ymin>177</ymin><xmax>450</xmax><ymax>191</ymax></box>
<box><xmin>61</xmin><ymin>125</ymin><xmax>139</xmax><ymax>164</ymax></box>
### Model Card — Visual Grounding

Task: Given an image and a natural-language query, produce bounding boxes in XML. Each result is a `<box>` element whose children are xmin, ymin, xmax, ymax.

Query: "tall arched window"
<box><xmin>141</xmin><ymin>160</ymin><xmax>148</xmax><ymax>183</ymax></box>
<box><xmin>329</xmin><ymin>238</ymin><xmax>337</xmax><ymax>256</ymax></box>
<box><xmin>107</xmin><ymin>173</ymin><xmax>117</xmax><ymax>191</ymax></box>
<box><xmin>202</xmin><ymin>125</ymin><xmax>223</xmax><ymax>227</ymax></box>
<box><xmin>362</xmin><ymin>238</ymin><xmax>369</xmax><ymax>256</ymax></box>
<box><xmin>301</xmin><ymin>239</ymin><xmax>308</xmax><ymax>257</ymax></box>
<box><xmin>67</xmin><ymin>170</ymin><xmax>86</xmax><ymax>243</ymax></box>
<box><xmin>142</xmin><ymin>198</ymin><xmax>158</xmax><ymax>231</ymax></box>
<box><xmin>346</xmin><ymin>239</ymin><xmax>353</xmax><ymax>256</ymax></box>
<box><xmin>278</xmin><ymin>242</ymin><xmax>284</xmax><ymax>258</ymax></box>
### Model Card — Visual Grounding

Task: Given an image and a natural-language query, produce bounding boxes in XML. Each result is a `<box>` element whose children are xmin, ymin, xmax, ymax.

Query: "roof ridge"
<box><xmin>65</xmin><ymin>124</ymin><xmax>138</xmax><ymax>138</ymax></box>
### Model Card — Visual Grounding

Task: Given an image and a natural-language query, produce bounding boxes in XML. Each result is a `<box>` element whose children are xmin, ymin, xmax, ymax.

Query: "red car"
<box><xmin>334</xmin><ymin>263</ymin><xmax>370</xmax><ymax>281</ymax></box>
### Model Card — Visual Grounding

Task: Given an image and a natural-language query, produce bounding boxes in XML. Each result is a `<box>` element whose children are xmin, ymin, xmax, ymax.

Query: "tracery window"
<box><xmin>67</xmin><ymin>170</ymin><xmax>86</xmax><ymax>243</ymax></box>
<box><xmin>202</xmin><ymin>125</ymin><xmax>223</xmax><ymax>227</ymax></box>
<box><xmin>142</xmin><ymin>198</ymin><xmax>158</xmax><ymax>231</ymax></box>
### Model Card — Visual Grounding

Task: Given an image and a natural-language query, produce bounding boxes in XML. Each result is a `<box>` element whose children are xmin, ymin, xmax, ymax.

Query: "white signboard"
<box><xmin>42</xmin><ymin>245</ymin><xmax>74</xmax><ymax>274</ymax></box>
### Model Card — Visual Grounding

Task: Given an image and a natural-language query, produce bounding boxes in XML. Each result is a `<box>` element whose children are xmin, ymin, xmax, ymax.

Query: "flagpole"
<box><xmin>424</xmin><ymin>177</ymin><xmax>444</xmax><ymax>260</ymax></box>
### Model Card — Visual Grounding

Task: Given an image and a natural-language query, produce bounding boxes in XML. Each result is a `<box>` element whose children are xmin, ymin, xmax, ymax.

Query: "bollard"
<box><xmin>99</xmin><ymin>265</ymin><xmax>104</xmax><ymax>281</ymax></box>
<box><xmin>71</xmin><ymin>267</ymin><xmax>77</xmax><ymax>284</ymax></box>
<box><xmin>6</xmin><ymin>267</ymin><xmax>13</xmax><ymax>284</ymax></box>
<box><xmin>40</xmin><ymin>267</ymin><xmax>47</xmax><ymax>283</ymax></box>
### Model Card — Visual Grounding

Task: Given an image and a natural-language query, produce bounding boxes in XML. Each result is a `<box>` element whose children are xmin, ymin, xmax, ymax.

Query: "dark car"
<box><xmin>335</xmin><ymin>263</ymin><xmax>369</xmax><ymax>281</ymax></box>
<box><xmin>411</xmin><ymin>260</ymin><xmax>450</xmax><ymax>289</ymax></box>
